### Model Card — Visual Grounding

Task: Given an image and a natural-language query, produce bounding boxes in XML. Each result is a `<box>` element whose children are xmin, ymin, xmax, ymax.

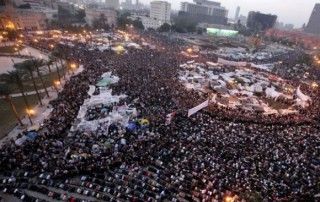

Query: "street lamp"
<box><xmin>26</xmin><ymin>108</ymin><xmax>36</xmax><ymax>116</ymax></box>
<box><xmin>69</xmin><ymin>62</ymin><xmax>78</xmax><ymax>74</ymax></box>
<box><xmin>224</xmin><ymin>196</ymin><xmax>236</xmax><ymax>202</ymax></box>
<box><xmin>311</xmin><ymin>82</ymin><xmax>319</xmax><ymax>89</ymax></box>
<box><xmin>54</xmin><ymin>80</ymin><xmax>61</xmax><ymax>86</ymax></box>
<box><xmin>26</xmin><ymin>108</ymin><xmax>35</xmax><ymax>125</ymax></box>
<box><xmin>54</xmin><ymin>80</ymin><xmax>61</xmax><ymax>93</ymax></box>
<box><xmin>187</xmin><ymin>48</ymin><xmax>193</xmax><ymax>54</ymax></box>
<box><xmin>70</xmin><ymin>63</ymin><xmax>77</xmax><ymax>70</ymax></box>
<box><xmin>49</xmin><ymin>44</ymin><xmax>54</xmax><ymax>49</ymax></box>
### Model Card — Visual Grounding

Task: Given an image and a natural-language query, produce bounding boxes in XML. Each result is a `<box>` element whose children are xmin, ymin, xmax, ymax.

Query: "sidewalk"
<box><xmin>0</xmin><ymin>65</ymin><xmax>84</xmax><ymax>146</ymax></box>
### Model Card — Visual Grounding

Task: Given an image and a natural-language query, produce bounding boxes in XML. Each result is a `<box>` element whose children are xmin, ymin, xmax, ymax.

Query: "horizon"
<box><xmin>136</xmin><ymin>0</ymin><xmax>319</xmax><ymax>28</ymax></box>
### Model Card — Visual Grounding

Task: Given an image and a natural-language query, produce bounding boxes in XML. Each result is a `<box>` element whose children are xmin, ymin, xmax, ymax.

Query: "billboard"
<box><xmin>207</xmin><ymin>28</ymin><xmax>238</xmax><ymax>37</ymax></box>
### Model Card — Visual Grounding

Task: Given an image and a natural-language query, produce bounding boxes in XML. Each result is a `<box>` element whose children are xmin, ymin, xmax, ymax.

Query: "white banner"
<box><xmin>218</xmin><ymin>58</ymin><xmax>247</xmax><ymax>67</ymax></box>
<box><xmin>188</xmin><ymin>100</ymin><xmax>209</xmax><ymax>117</ymax></box>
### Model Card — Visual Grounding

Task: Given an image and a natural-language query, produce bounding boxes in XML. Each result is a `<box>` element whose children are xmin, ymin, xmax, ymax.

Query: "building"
<box><xmin>1</xmin><ymin>9</ymin><xmax>46</xmax><ymax>30</ymax></box>
<box><xmin>238</xmin><ymin>15</ymin><xmax>247</xmax><ymax>25</ymax></box>
<box><xmin>0</xmin><ymin>4</ymin><xmax>46</xmax><ymax>30</ymax></box>
<box><xmin>179</xmin><ymin>0</ymin><xmax>228</xmax><ymax>25</ymax></box>
<box><xmin>138</xmin><ymin>16</ymin><xmax>164</xmax><ymax>29</ymax></box>
<box><xmin>275</xmin><ymin>21</ymin><xmax>294</xmax><ymax>31</ymax></box>
<box><xmin>235</xmin><ymin>6</ymin><xmax>240</xmax><ymax>21</ymax></box>
<box><xmin>150</xmin><ymin>1</ymin><xmax>171</xmax><ymax>23</ymax></box>
<box><xmin>105</xmin><ymin>0</ymin><xmax>119</xmax><ymax>10</ymax></box>
<box><xmin>130</xmin><ymin>1</ymin><xmax>170</xmax><ymax>30</ymax></box>
<box><xmin>247</xmin><ymin>11</ymin><xmax>277</xmax><ymax>31</ymax></box>
<box><xmin>121</xmin><ymin>0</ymin><xmax>134</xmax><ymax>10</ymax></box>
<box><xmin>13</xmin><ymin>0</ymin><xmax>42</xmax><ymax>8</ymax></box>
<box><xmin>43</xmin><ymin>0</ymin><xmax>59</xmax><ymax>9</ymax></box>
<box><xmin>85</xmin><ymin>8</ymin><xmax>116</xmax><ymax>27</ymax></box>
<box><xmin>305</xmin><ymin>3</ymin><xmax>320</xmax><ymax>35</ymax></box>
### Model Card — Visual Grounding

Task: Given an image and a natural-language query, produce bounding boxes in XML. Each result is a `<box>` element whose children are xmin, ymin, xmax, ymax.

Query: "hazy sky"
<box><xmin>137</xmin><ymin>0</ymin><xmax>318</xmax><ymax>27</ymax></box>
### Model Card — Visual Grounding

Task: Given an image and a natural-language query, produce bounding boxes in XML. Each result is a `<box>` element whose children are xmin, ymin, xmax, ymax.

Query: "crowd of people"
<box><xmin>0</xmin><ymin>31</ymin><xmax>319</xmax><ymax>201</ymax></box>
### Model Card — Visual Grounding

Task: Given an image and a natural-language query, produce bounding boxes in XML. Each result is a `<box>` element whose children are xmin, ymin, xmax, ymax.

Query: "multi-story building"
<box><xmin>305</xmin><ymin>3</ymin><xmax>320</xmax><ymax>35</ymax></box>
<box><xmin>130</xmin><ymin>1</ymin><xmax>170</xmax><ymax>30</ymax></box>
<box><xmin>0</xmin><ymin>4</ymin><xmax>46</xmax><ymax>30</ymax></box>
<box><xmin>235</xmin><ymin>6</ymin><xmax>240</xmax><ymax>21</ymax></box>
<box><xmin>247</xmin><ymin>11</ymin><xmax>277</xmax><ymax>32</ymax></box>
<box><xmin>105</xmin><ymin>0</ymin><xmax>119</xmax><ymax>10</ymax></box>
<box><xmin>14</xmin><ymin>10</ymin><xmax>46</xmax><ymax>30</ymax></box>
<box><xmin>86</xmin><ymin>8</ymin><xmax>117</xmax><ymax>27</ymax></box>
<box><xmin>43</xmin><ymin>0</ymin><xmax>59</xmax><ymax>9</ymax></box>
<box><xmin>238</xmin><ymin>15</ymin><xmax>247</xmax><ymax>26</ymax></box>
<box><xmin>121</xmin><ymin>0</ymin><xmax>133</xmax><ymax>10</ymax></box>
<box><xmin>275</xmin><ymin>21</ymin><xmax>294</xmax><ymax>31</ymax></box>
<box><xmin>150</xmin><ymin>1</ymin><xmax>171</xmax><ymax>23</ymax></box>
<box><xmin>179</xmin><ymin>0</ymin><xmax>228</xmax><ymax>25</ymax></box>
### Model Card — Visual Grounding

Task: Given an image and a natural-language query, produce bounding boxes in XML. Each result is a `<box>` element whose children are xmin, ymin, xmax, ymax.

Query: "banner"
<box><xmin>218</xmin><ymin>58</ymin><xmax>247</xmax><ymax>67</ymax></box>
<box><xmin>188</xmin><ymin>100</ymin><xmax>209</xmax><ymax>117</ymax></box>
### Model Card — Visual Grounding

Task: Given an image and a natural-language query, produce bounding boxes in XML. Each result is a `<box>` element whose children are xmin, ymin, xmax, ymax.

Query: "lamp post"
<box><xmin>187</xmin><ymin>48</ymin><xmax>193</xmax><ymax>54</ymax></box>
<box><xmin>311</xmin><ymin>82</ymin><xmax>319</xmax><ymax>89</ymax></box>
<box><xmin>69</xmin><ymin>62</ymin><xmax>77</xmax><ymax>75</ymax></box>
<box><xmin>53</xmin><ymin>80</ymin><xmax>61</xmax><ymax>93</ymax></box>
<box><xmin>26</xmin><ymin>108</ymin><xmax>34</xmax><ymax>125</ymax></box>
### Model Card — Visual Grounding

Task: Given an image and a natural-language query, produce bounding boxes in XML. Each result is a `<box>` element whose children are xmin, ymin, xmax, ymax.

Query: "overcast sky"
<box><xmin>136</xmin><ymin>0</ymin><xmax>318</xmax><ymax>27</ymax></box>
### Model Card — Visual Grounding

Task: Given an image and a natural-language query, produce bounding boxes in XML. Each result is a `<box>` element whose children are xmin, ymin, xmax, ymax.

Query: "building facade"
<box><xmin>180</xmin><ymin>0</ymin><xmax>228</xmax><ymax>25</ymax></box>
<box><xmin>85</xmin><ymin>8</ymin><xmax>117</xmax><ymax>27</ymax></box>
<box><xmin>305</xmin><ymin>3</ymin><xmax>320</xmax><ymax>35</ymax></box>
<box><xmin>247</xmin><ymin>11</ymin><xmax>277</xmax><ymax>32</ymax></box>
<box><xmin>150</xmin><ymin>1</ymin><xmax>171</xmax><ymax>23</ymax></box>
<box><xmin>235</xmin><ymin>6</ymin><xmax>240</xmax><ymax>21</ymax></box>
<box><xmin>13</xmin><ymin>0</ymin><xmax>42</xmax><ymax>7</ymax></box>
<box><xmin>0</xmin><ymin>3</ymin><xmax>46</xmax><ymax>30</ymax></box>
<box><xmin>105</xmin><ymin>0</ymin><xmax>119</xmax><ymax>10</ymax></box>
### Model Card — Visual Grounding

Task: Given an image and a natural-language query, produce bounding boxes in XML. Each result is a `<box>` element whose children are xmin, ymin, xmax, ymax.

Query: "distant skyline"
<box><xmin>134</xmin><ymin>0</ymin><xmax>319</xmax><ymax>28</ymax></box>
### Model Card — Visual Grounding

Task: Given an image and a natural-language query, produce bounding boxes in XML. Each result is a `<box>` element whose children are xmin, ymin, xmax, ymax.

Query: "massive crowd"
<box><xmin>0</xmin><ymin>31</ymin><xmax>319</xmax><ymax>201</ymax></box>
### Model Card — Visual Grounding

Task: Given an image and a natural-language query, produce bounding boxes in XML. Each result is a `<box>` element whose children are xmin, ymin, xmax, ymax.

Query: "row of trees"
<box><xmin>157</xmin><ymin>22</ymin><xmax>203</xmax><ymax>34</ymax></box>
<box><xmin>0</xmin><ymin>54</ymin><xmax>65</xmax><ymax>126</ymax></box>
<box><xmin>117</xmin><ymin>12</ymin><xmax>144</xmax><ymax>31</ymax></box>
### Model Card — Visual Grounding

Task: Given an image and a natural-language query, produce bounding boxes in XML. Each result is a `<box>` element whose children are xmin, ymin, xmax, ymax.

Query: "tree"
<box><xmin>117</xmin><ymin>12</ymin><xmax>132</xmax><ymax>30</ymax></box>
<box><xmin>158</xmin><ymin>23</ymin><xmax>171</xmax><ymax>32</ymax></box>
<box><xmin>47</xmin><ymin>56</ymin><xmax>55</xmax><ymax>73</ymax></box>
<box><xmin>75</xmin><ymin>8</ymin><xmax>86</xmax><ymax>23</ymax></box>
<box><xmin>0</xmin><ymin>83</ymin><xmax>23</xmax><ymax>126</ymax></box>
<box><xmin>33</xmin><ymin>59</ymin><xmax>50</xmax><ymax>98</ymax></box>
<box><xmin>132</xmin><ymin>19</ymin><xmax>144</xmax><ymax>30</ymax></box>
<box><xmin>49</xmin><ymin>55</ymin><xmax>62</xmax><ymax>83</ymax></box>
<box><xmin>18</xmin><ymin>3</ymin><xmax>31</xmax><ymax>9</ymax></box>
<box><xmin>1</xmin><ymin>70</ymin><xmax>30</xmax><ymax>110</ymax></box>
<box><xmin>92</xmin><ymin>14</ymin><xmax>110</xmax><ymax>30</ymax></box>
<box><xmin>197</xmin><ymin>28</ymin><xmax>203</xmax><ymax>35</ymax></box>
<box><xmin>52</xmin><ymin>48</ymin><xmax>66</xmax><ymax>79</ymax></box>
<box><xmin>58</xmin><ymin>5</ymin><xmax>73</xmax><ymax>25</ymax></box>
<box><xmin>14</xmin><ymin>60</ymin><xmax>43</xmax><ymax>106</ymax></box>
<box><xmin>172</xmin><ymin>15</ymin><xmax>197</xmax><ymax>33</ymax></box>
